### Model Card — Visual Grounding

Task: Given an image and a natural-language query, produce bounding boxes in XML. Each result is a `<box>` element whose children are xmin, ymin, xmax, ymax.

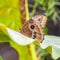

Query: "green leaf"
<box><xmin>1</xmin><ymin>24</ymin><xmax>60</xmax><ymax>59</ymax></box>
<box><xmin>46</xmin><ymin>46</ymin><xmax>52</xmax><ymax>54</ymax></box>
<box><xmin>0</xmin><ymin>24</ymin><xmax>10</xmax><ymax>42</ymax></box>
<box><xmin>40</xmin><ymin>35</ymin><xmax>60</xmax><ymax>59</ymax></box>
<box><xmin>0</xmin><ymin>56</ymin><xmax>3</xmax><ymax>60</ymax></box>
<box><xmin>0</xmin><ymin>8</ymin><xmax>22</xmax><ymax>31</ymax></box>
<box><xmin>7</xmin><ymin>28</ymin><xmax>35</xmax><ymax>45</ymax></box>
<box><xmin>0</xmin><ymin>24</ymin><xmax>7</xmax><ymax>35</ymax></box>
<box><xmin>0</xmin><ymin>31</ymin><xmax>10</xmax><ymax>42</ymax></box>
<box><xmin>0</xmin><ymin>0</ymin><xmax>22</xmax><ymax>31</ymax></box>
<box><xmin>52</xmin><ymin>47</ymin><xmax>60</xmax><ymax>59</ymax></box>
<box><xmin>0</xmin><ymin>24</ymin><xmax>32</xmax><ymax>60</ymax></box>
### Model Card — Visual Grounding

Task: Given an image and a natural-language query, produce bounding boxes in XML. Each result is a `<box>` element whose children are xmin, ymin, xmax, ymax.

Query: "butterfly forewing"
<box><xmin>32</xmin><ymin>15</ymin><xmax>47</xmax><ymax>29</ymax></box>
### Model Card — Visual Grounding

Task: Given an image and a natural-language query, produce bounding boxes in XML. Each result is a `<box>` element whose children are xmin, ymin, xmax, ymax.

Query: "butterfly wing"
<box><xmin>32</xmin><ymin>15</ymin><xmax>47</xmax><ymax>29</ymax></box>
<box><xmin>20</xmin><ymin>18</ymin><xmax>44</xmax><ymax>42</ymax></box>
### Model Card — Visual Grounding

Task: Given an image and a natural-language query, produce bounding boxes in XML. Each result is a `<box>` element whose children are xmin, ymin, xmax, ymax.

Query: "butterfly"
<box><xmin>20</xmin><ymin>14</ymin><xmax>47</xmax><ymax>43</ymax></box>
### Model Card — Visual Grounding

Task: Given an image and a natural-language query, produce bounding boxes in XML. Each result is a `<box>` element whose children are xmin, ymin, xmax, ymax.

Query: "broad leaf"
<box><xmin>0</xmin><ymin>56</ymin><xmax>3</xmax><ymax>60</ymax></box>
<box><xmin>7</xmin><ymin>28</ymin><xmax>35</xmax><ymax>45</ymax></box>
<box><xmin>40</xmin><ymin>35</ymin><xmax>60</xmax><ymax>59</ymax></box>
<box><xmin>0</xmin><ymin>24</ymin><xmax>32</xmax><ymax>60</ymax></box>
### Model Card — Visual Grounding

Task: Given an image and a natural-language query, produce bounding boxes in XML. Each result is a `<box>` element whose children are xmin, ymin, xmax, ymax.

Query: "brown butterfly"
<box><xmin>20</xmin><ymin>15</ymin><xmax>47</xmax><ymax>43</ymax></box>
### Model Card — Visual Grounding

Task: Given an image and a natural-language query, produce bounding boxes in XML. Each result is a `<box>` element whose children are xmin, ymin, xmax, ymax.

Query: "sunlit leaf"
<box><xmin>52</xmin><ymin>46</ymin><xmax>60</xmax><ymax>59</ymax></box>
<box><xmin>7</xmin><ymin>28</ymin><xmax>35</xmax><ymax>45</ymax></box>
<box><xmin>0</xmin><ymin>24</ymin><xmax>32</xmax><ymax>60</ymax></box>
<box><xmin>40</xmin><ymin>35</ymin><xmax>60</xmax><ymax>59</ymax></box>
<box><xmin>0</xmin><ymin>56</ymin><xmax>3</xmax><ymax>60</ymax></box>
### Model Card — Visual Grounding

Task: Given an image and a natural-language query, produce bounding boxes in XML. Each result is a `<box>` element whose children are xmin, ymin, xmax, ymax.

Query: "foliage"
<box><xmin>0</xmin><ymin>0</ymin><xmax>22</xmax><ymax>30</ymax></box>
<box><xmin>29</xmin><ymin>0</ymin><xmax>60</xmax><ymax>24</ymax></box>
<box><xmin>0</xmin><ymin>0</ymin><xmax>38</xmax><ymax>60</ymax></box>
<box><xmin>29</xmin><ymin>0</ymin><xmax>60</xmax><ymax>59</ymax></box>
<box><xmin>0</xmin><ymin>0</ymin><xmax>60</xmax><ymax>60</ymax></box>
<box><xmin>0</xmin><ymin>0</ymin><xmax>31</xmax><ymax>60</ymax></box>
<box><xmin>0</xmin><ymin>56</ymin><xmax>3</xmax><ymax>60</ymax></box>
<box><xmin>1</xmin><ymin>23</ymin><xmax>60</xmax><ymax>60</ymax></box>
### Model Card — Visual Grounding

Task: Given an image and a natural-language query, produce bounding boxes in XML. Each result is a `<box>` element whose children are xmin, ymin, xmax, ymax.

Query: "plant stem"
<box><xmin>25</xmin><ymin>0</ymin><xmax>30</xmax><ymax>21</ymax></box>
<box><xmin>25</xmin><ymin>0</ymin><xmax>38</xmax><ymax>60</ymax></box>
<box><xmin>29</xmin><ymin>43</ymin><xmax>38</xmax><ymax>60</ymax></box>
<box><xmin>30</xmin><ymin>2</ymin><xmax>38</xmax><ymax>17</ymax></box>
